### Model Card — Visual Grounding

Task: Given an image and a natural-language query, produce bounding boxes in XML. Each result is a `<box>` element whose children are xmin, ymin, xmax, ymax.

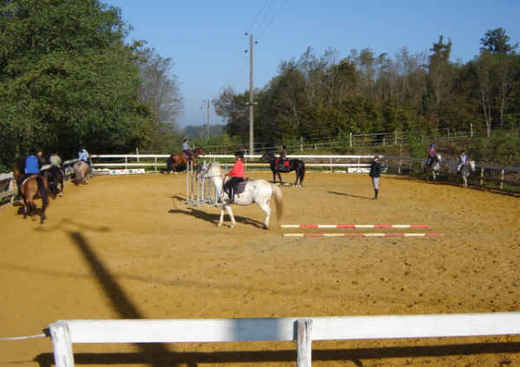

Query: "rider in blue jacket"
<box><xmin>25</xmin><ymin>154</ymin><xmax>40</xmax><ymax>175</ymax></box>
<box><xmin>16</xmin><ymin>152</ymin><xmax>41</xmax><ymax>199</ymax></box>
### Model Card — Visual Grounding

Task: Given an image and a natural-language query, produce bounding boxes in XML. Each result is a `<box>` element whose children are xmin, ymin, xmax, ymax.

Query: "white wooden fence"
<box><xmin>90</xmin><ymin>154</ymin><xmax>374</xmax><ymax>173</ymax></box>
<box><xmin>49</xmin><ymin>312</ymin><xmax>520</xmax><ymax>367</ymax></box>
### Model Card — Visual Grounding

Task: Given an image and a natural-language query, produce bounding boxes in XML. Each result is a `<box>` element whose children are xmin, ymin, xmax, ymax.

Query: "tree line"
<box><xmin>213</xmin><ymin>28</ymin><xmax>520</xmax><ymax>158</ymax></box>
<box><xmin>1</xmin><ymin>1</ymin><xmax>518</xmax><ymax>171</ymax></box>
<box><xmin>0</xmin><ymin>0</ymin><xmax>182</xmax><ymax>171</ymax></box>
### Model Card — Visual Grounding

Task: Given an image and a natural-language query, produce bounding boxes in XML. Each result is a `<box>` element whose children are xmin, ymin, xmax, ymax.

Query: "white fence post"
<box><xmin>349</xmin><ymin>132</ymin><xmax>352</xmax><ymax>148</ymax></box>
<box><xmin>480</xmin><ymin>167</ymin><xmax>484</xmax><ymax>186</ymax></box>
<box><xmin>500</xmin><ymin>169</ymin><xmax>505</xmax><ymax>190</ymax></box>
<box><xmin>297</xmin><ymin>319</ymin><xmax>313</xmax><ymax>367</ymax></box>
<box><xmin>49</xmin><ymin>321</ymin><xmax>75</xmax><ymax>367</ymax></box>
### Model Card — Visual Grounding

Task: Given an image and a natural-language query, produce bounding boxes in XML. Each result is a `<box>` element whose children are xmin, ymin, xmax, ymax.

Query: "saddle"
<box><xmin>21</xmin><ymin>174</ymin><xmax>41</xmax><ymax>187</ymax></box>
<box><xmin>275</xmin><ymin>159</ymin><xmax>290</xmax><ymax>172</ymax></box>
<box><xmin>234</xmin><ymin>179</ymin><xmax>249</xmax><ymax>195</ymax></box>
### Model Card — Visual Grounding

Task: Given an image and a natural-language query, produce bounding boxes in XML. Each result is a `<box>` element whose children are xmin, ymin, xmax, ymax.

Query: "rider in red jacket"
<box><xmin>224</xmin><ymin>151</ymin><xmax>245</xmax><ymax>203</ymax></box>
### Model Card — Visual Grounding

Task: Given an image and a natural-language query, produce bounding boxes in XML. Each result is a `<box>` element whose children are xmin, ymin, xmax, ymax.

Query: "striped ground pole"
<box><xmin>281</xmin><ymin>224</ymin><xmax>430</xmax><ymax>229</ymax></box>
<box><xmin>282</xmin><ymin>232</ymin><xmax>443</xmax><ymax>238</ymax></box>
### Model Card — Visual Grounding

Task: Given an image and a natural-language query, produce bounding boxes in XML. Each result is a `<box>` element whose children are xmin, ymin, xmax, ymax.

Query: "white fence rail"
<box><xmin>90</xmin><ymin>154</ymin><xmax>374</xmax><ymax>173</ymax></box>
<box><xmin>49</xmin><ymin>312</ymin><xmax>520</xmax><ymax>367</ymax></box>
<box><xmin>2</xmin><ymin>154</ymin><xmax>519</xmax><ymax>203</ymax></box>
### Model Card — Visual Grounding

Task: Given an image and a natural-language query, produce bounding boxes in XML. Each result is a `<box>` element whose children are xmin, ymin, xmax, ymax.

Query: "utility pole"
<box><xmin>248</xmin><ymin>33</ymin><xmax>254</xmax><ymax>155</ymax></box>
<box><xmin>206</xmin><ymin>99</ymin><xmax>210</xmax><ymax>140</ymax></box>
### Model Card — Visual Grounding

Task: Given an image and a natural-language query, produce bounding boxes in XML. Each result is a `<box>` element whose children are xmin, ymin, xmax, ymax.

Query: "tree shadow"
<box><xmin>32</xmin><ymin>228</ymin><xmax>173</xmax><ymax>367</ymax></box>
<box><xmin>33</xmin><ymin>341</ymin><xmax>520</xmax><ymax>367</ymax></box>
<box><xmin>328</xmin><ymin>191</ymin><xmax>372</xmax><ymax>200</ymax></box>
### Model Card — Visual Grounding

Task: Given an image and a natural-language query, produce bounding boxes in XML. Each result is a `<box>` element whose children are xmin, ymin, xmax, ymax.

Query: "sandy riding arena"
<box><xmin>1</xmin><ymin>171</ymin><xmax>519</xmax><ymax>367</ymax></box>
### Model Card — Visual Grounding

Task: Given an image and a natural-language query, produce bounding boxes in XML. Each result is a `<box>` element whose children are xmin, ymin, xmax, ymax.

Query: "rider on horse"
<box><xmin>457</xmin><ymin>150</ymin><xmax>469</xmax><ymax>172</ymax></box>
<box><xmin>426</xmin><ymin>143</ymin><xmax>437</xmax><ymax>167</ymax></box>
<box><xmin>37</xmin><ymin>150</ymin><xmax>47</xmax><ymax>168</ymax></box>
<box><xmin>182</xmin><ymin>138</ymin><xmax>193</xmax><ymax>161</ymax></box>
<box><xmin>15</xmin><ymin>151</ymin><xmax>42</xmax><ymax>199</ymax></box>
<box><xmin>50</xmin><ymin>152</ymin><xmax>63</xmax><ymax>168</ymax></box>
<box><xmin>78</xmin><ymin>148</ymin><xmax>92</xmax><ymax>173</ymax></box>
<box><xmin>223</xmin><ymin>151</ymin><xmax>245</xmax><ymax>203</ymax></box>
<box><xmin>276</xmin><ymin>145</ymin><xmax>290</xmax><ymax>172</ymax></box>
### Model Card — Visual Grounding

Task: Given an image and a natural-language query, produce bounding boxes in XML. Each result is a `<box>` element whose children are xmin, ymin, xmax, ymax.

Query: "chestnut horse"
<box><xmin>73</xmin><ymin>161</ymin><xmax>89</xmax><ymax>185</ymax></box>
<box><xmin>13</xmin><ymin>164</ymin><xmax>49</xmax><ymax>224</ymax></box>
<box><xmin>168</xmin><ymin>147</ymin><xmax>206</xmax><ymax>172</ymax></box>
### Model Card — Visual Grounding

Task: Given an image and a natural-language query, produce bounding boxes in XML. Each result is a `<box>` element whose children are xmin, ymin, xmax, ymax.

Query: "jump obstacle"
<box><xmin>283</xmin><ymin>232</ymin><xmax>442</xmax><ymax>238</ymax></box>
<box><xmin>281</xmin><ymin>224</ymin><xmax>430</xmax><ymax>229</ymax></box>
<box><xmin>281</xmin><ymin>223</ymin><xmax>442</xmax><ymax>238</ymax></box>
<box><xmin>185</xmin><ymin>160</ymin><xmax>218</xmax><ymax>207</ymax></box>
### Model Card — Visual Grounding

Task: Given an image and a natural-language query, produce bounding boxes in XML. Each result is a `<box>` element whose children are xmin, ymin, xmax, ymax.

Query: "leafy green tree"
<box><xmin>136</xmin><ymin>46</ymin><xmax>182</xmax><ymax>152</ymax></box>
<box><xmin>0</xmin><ymin>0</ymin><xmax>153</xmax><ymax>168</ymax></box>
<box><xmin>480</xmin><ymin>27</ymin><xmax>518</xmax><ymax>55</ymax></box>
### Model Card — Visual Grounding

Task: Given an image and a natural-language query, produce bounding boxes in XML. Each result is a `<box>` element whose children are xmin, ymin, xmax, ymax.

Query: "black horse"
<box><xmin>261</xmin><ymin>151</ymin><xmax>305</xmax><ymax>187</ymax></box>
<box><xmin>42</xmin><ymin>165</ymin><xmax>64</xmax><ymax>197</ymax></box>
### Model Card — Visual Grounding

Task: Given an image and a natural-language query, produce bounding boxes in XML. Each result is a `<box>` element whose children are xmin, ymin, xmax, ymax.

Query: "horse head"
<box><xmin>260</xmin><ymin>151</ymin><xmax>274</xmax><ymax>162</ymax></box>
<box><xmin>193</xmin><ymin>147</ymin><xmax>206</xmax><ymax>157</ymax></box>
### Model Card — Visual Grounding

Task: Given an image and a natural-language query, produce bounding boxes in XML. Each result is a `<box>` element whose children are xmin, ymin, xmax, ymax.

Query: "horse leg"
<box><xmin>23</xmin><ymin>198</ymin><xmax>29</xmax><ymax>219</ymax></box>
<box><xmin>258</xmin><ymin>199</ymin><xmax>271</xmax><ymax>229</ymax></box>
<box><xmin>225</xmin><ymin>205</ymin><xmax>236</xmax><ymax>228</ymax></box>
<box><xmin>277</xmin><ymin>172</ymin><xmax>283</xmax><ymax>185</ymax></box>
<box><xmin>218</xmin><ymin>207</ymin><xmax>225</xmax><ymax>227</ymax></box>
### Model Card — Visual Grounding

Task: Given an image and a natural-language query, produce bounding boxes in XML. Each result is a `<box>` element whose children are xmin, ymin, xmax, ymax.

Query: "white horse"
<box><xmin>423</xmin><ymin>153</ymin><xmax>442</xmax><ymax>180</ymax></box>
<box><xmin>459</xmin><ymin>160</ymin><xmax>476</xmax><ymax>188</ymax></box>
<box><xmin>200</xmin><ymin>162</ymin><xmax>283</xmax><ymax>229</ymax></box>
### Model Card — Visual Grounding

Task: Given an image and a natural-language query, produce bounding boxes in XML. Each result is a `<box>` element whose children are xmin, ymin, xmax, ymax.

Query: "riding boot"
<box><xmin>374</xmin><ymin>189</ymin><xmax>378</xmax><ymax>200</ymax></box>
<box><xmin>229</xmin><ymin>188</ymin><xmax>234</xmax><ymax>203</ymax></box>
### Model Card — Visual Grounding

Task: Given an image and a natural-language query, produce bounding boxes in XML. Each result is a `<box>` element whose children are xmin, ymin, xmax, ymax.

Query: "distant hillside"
<box><xmin>183</xmin><ymin>124</ymin><xmax>225</xmax><ymax>139</ymax></box>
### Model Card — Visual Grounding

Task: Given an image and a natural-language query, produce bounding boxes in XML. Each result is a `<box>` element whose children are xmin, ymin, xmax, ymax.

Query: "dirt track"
<box><xmin>1</xmin><ymin>171</ymin><xmax>519</xmax><ymax>367</ymax></box>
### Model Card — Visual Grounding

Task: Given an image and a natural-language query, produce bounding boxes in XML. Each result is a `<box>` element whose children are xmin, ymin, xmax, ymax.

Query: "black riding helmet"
<box><xmin>235</xmin><ymin>151</ymin><xmax>244</xmax><ymax>159</ymax></box>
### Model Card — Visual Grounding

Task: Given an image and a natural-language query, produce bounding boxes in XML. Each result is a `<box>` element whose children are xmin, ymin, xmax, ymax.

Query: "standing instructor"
<box><xmin>369</xmin><ymin>155</ymin><xmax>382</xmax><ymax>200</ymax></box>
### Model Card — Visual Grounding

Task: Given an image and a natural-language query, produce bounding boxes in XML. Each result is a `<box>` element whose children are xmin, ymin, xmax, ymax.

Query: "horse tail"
<box><xmin>271</xmin><ymin>183</ymin><xmax>283</xmax><ymax>223</ymax></box>
<box><xmin>36</xmin><ymin>175</ymin><xmax>48</xmax><ymax>208</ymax></box>
<box><xmin>73</xmin><ymin>162</ymin><xmax>81</xmax><ymax>184</ymax></box>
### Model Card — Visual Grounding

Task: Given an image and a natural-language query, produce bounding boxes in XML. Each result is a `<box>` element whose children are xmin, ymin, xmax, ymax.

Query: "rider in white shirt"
<box><xmin>457</xmin><ymin>150</ymin><xmax>468</xmax><ymax>172</ymax></box>
<box><xmin>182</xmin><ymin>138</ymin><xmax>193</xmax><ymax>160</ymax></box>
<box><xmin>49</xmin><ymin>152</ymin><xmax>62</xmax><ymax>167</ymax></box>
<box><xmin>78</xmin><ymin>148</ymin><xmax>92</xmax><ymax>172</ymax></box>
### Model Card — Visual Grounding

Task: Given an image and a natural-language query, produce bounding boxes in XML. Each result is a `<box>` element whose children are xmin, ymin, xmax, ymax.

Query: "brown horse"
<box><xmin>168</xmin><ymin>147</ymin><xmax>206</xmax><ymax>172</ymax></box>
<box><xmin>73</xmin><ymin>161</ymin><xmax>89</xmax><ymax>185</ymax></box>
<box><xmin>13</xmin><ymin>164</ymin><xmax>49</xmax><ymax>224</ymax></box>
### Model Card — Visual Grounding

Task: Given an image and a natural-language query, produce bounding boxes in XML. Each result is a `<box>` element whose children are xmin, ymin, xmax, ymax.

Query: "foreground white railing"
<box><xmin>49</xmin><ymin>312</ymin><xmax>520</xmax><ymax>367</ymax></box>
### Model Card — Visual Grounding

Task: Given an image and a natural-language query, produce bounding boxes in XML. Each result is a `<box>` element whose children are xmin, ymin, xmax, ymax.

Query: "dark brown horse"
<box><xmin>168</xmin><ymin>147</ymin><xmax>206</xmax><ymax>172</ymax></box>
<box><xmin>13</xmin><ymin>164</ymin><xmax>49</xmax><ymax>224</ymax></box>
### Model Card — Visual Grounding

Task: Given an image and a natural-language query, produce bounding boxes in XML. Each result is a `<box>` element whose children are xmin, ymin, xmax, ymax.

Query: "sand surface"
<box><xmin>1</xmin><ymin>171</ymin><xmax>519</xmax><ymax>367</ymax></box>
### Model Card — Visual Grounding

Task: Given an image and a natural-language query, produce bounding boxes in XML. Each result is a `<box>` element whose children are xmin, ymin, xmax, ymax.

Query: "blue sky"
<box><xmin>102</xmin><ymin>0</ymin><xmax>520</xmax><ymax>128</ymax></box>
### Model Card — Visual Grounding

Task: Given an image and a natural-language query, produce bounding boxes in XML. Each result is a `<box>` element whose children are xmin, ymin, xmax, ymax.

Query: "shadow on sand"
<box><xmin>328</xmin><ymin>191</ymin><xmax>372</xmax><ymax>200</ymax></box>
